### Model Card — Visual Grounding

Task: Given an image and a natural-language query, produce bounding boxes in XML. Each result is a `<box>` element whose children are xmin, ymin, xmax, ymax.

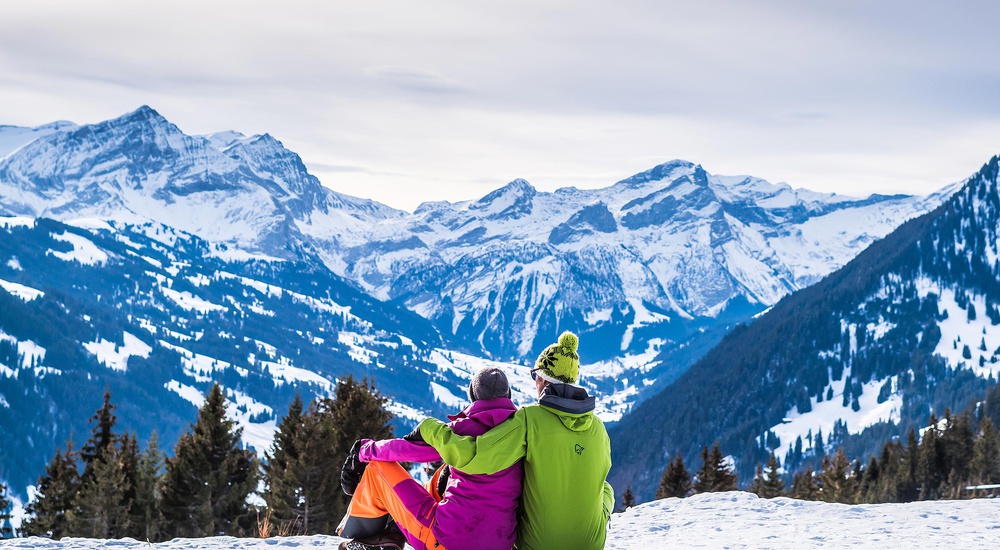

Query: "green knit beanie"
<box><xmin>533</xmin><ymin>331</ymin><xmax>580</xmax><ymax>385</ymax></box>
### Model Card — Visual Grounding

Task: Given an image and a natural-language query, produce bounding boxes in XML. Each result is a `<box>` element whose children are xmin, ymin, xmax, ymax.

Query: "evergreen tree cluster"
<box><xmin>637</xmin><ymin>401</ymin><xmax>1000</xmax><ymax>507</ymax></box>
<box><xmin>20</xmin><ymin>392</ymin><xmax>161</xmax><ymax>540</ymax></box>
<box><xmin>653</xmin><ymin>443</ymin><xmax>736</xmax><ymax>502</ymax></box>
<box><xmin>17</xmin><ymin>375</ymin><xmax>392</xmax><ymax>541</ymax></box>
<box><xmin>261</xmin><ymin>376</ymin><xmax>393</xmax><ymax>535</ymax></box>
<box><xmin>784</xmin><ymin>406</ymin><xmax>1000</xmax><ymax>505</ymax></box>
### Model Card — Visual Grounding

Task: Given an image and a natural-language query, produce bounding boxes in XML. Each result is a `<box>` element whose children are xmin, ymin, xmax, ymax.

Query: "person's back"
<box><xmin>418</xmin><ymin>332</ymin><xmax>614</xmax><ymax>550</ymax></box>
<box><xmin>341</xmin><ymin>367</ymin><xmax>522</xmax><ymax>550</ymax></box>
<box><xmin>517</xmin><ymin>385</ymin><xmax>612</xmax><ymax>549</ymax></box>
<box><xmin>434</xmin><ymin>398</ymin><xmax>522</xmax><ymax>549</ymax></box>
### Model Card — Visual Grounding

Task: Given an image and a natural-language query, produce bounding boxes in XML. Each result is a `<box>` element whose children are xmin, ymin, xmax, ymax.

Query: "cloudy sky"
<box><xmin>2</xmin><ymin>0</ymin><xmax>1000</xmax><ymax>211</ymax></box>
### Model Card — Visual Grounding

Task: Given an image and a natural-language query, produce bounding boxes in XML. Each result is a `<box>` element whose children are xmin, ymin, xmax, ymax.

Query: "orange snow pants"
<box><xmin>338</xmin><ymin>461</ymin><xmax>447</xmax><ymax>550</ymax></box>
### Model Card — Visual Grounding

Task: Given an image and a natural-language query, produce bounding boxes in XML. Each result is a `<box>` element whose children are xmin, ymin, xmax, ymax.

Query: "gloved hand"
<box><xmin>402</xmin><ymin>424</ymin><xmax>424</xmax><ymax>443</ymax></box>
<box><xmin>341</xmin><ymin>439</ymin><xmax>367</xmax><ymax>496</ymax></box>
<box><xmin>436</xmin><ymin>465</ymin><xmax>451</xmax><ymax>497</ymax></box>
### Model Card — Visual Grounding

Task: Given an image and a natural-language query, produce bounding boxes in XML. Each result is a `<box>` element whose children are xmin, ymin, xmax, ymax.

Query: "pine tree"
<box><xmin>295</xmin><ymin>404</ymin><xmax>344</xmax><ymax>534</ymax></box>
<box><xmin>309</xmin><ymin>376</ymin><xmax>394</xmax><ymax>532</ymax></box>
<box><xmin>0</xmin><ymin>482</ymin><xmax>12</xmax><ymax>539</ymax></box>
<box><xmin>72</xmin><ymin>439</ymin><xmax>130</xmax><ymax>538</ymax></box>
<box><xmin>790</xmin><ymin>465</ymin><xmax>820</xmax><ymax>500</ymax></box>
<box><xmin>819</xmin><ymin>449</ymin><xmax>857</xmax><ymax>504</ymax></box>
<box><xmin>159</xmin><ymin>384</ymin><xmax>260</xmax><ymax>538</ymax></box>
<box><xmin>324</xmin><ymin>376</ymin><xmax>395</xmax><ymax>460</ymax></box>
<box><xmin>80</xmin><ymin>391</ymin><xmax>118</xmax><ymax>482</ymax></box>
<box><xmin>971</xmin><ymin>418</ymin><xmax>1000</xmax><ymax>486</ymax></box>
<box><xmin>134</xmin><ymin>432</ymin><xmax>164</xmax><ymax>542</ymax></box>
<box><xmin>262</xmin><ymin>394</ymin><xmax>311</xmax><ymax>533</ymax></box>
<box><xmin>118</xmin><ymin>433</ymin><xmax>143</xmax><ymax>538</ymax></box>
<box><xmin>940</xmin><ymin>412</ymin><xmax>975</xmax><ymax>494</ymax></box>
<box><xmin>21</xmin><ymin>443</ymin><xmax>81</xmax><ymax>538</ymax></box>
<box><xmin>758</xmin><ymin>454</ymin><xmax>785</xmax><ymax>498</ymax></box>
<box><xmin>693</xmin><ymin>443</ymin><xmax>737</xmax><ymax>493</ymax></box>
<box><xmin>859</xmin><ymin>455</ymin><xmax>880</xmax><ymax>503</ymax></box>
<box><xmin>814</xmin><ymin>429</ymin><xmax>826</xmax><ymax>460</ymax></box>
<box><xmin>748</xmin><ymin>463</ymin><xmax>766</xmax><ymax>496</ymax></box>
<box><xmin>70</xmin><ymin>393</ymin><xmax>142</xmax><ymax>538</ymax></box>
<box><xmin>618</xmin><ymin>485</ymin><xmax>636</xmax><ymax>512</ymax></box>
<box><xmin>655</xmin><ymin>452</ymin><xmax>692</xmax><ymax>499</ymax></box>
<box><xmin>896</xmin><ymin>428</ymin><xmax>920</xmax><ymax>502</ymax></box>
<box><xmin>918</xmin><ymin>420</ymin><xmax>946</xmax><ymax>500</ymax></box>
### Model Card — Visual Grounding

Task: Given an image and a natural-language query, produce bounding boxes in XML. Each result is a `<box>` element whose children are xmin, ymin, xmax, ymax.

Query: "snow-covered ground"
<box><xmin>3</xmin><ymin>492</ymin><xmax>997</xmax><ymax>549</ymax></box>
<box><xmin>608</xmin><ymin>492</ymin><xmax>1000</xmax><ymax>548</ymax></box>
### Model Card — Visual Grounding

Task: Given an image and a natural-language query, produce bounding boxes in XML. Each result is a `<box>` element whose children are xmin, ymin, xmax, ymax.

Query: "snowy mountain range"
<box><xmin>0</xmin><ymin>108</ymin><xmax>956</xmax><ymax>400</ymax></box>
<box><xmin>0</xmin><ymin>106</ymin><xmax>963</xmax><ymax>499</ymax></box>
<box><xmin>610</xmin><ymin>156</ymin><xmax>1000</xmax><ymax>499</ymax></box>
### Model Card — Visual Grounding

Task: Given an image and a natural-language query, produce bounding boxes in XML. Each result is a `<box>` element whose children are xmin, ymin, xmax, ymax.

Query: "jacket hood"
<box><xmin>447</xmin><ymin>397</ymin><xmax>517</xmax><ymax>428</ymax></box>
<box><xmin>539</xmin><ymin>383</ymin><xmax>597</xmax><ymax>431</ymax></box>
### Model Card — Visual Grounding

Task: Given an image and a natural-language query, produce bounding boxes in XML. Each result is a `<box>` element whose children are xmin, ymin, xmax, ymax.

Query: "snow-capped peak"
<box><xmin>110</xmin><ymin>105</ymin><xmax>178</xmax><ymax>134</ymax></box>
<box><xmin>474</xmin><ymin>178</ymin><xmax>537</xmax><ymax>204</ymax></box>
<box><xmin>202</xmin><ymin>130</ymin><xmax>248</xmax><ymax>151</ymax></box>
<box><xmin>469</xmin><ymin>178</ymin><xmax>537</xmax><ymax>220</ymax></box>
<box><xmin>613</xmin><ymin>159</ymin><xmax>699</xmax><ymax>188</ymax></box>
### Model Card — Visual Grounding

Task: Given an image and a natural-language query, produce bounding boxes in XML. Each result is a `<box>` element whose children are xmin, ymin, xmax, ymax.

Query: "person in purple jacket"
<box><xmin>337</xmin><ymin>367</ymin><xmax>523</xmax><ymax>550</ymax></box>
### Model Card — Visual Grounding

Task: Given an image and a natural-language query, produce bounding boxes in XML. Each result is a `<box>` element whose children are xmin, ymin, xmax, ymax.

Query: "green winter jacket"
<box><xmin>419</xmin><ymin>383</ymin><xmax>614</xmax><ymax>550</ymax></box>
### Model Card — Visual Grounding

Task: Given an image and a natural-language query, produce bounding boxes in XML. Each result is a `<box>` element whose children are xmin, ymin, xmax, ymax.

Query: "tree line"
<box><xmin>618</xmin><ymin>403</ymin><xmax>1000</xmax><ymax>510</ymax></box>
<box><xmin>17</xmin><ymin>375</ymin><xmax>392</xmax><ymax>540</ymax></box>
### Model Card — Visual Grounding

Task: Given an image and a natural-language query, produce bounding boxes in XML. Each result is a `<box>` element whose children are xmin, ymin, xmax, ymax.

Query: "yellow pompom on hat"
<box><xmin>533</xmin><ymin>331</ymin><xmax>580</xmax><ymax>385</ymax></box>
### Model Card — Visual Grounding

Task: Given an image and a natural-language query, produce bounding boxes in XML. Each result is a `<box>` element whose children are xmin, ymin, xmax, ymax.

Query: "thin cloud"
<box><xmin>1</xmin><ymin>1</ymin><xmax>999</xmax><ymax>211</ymax></box>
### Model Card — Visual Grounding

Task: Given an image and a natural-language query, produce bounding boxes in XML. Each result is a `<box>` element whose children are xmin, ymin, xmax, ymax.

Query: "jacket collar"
<box><xmin>538</xmin><ymin>383</ymin><xmax>596</xmax><ymax>414</ymax></box>
<box><xmin>447</xmin><ymin>397</ymin><xmax>518</xmax><ymax>424</ymax></box>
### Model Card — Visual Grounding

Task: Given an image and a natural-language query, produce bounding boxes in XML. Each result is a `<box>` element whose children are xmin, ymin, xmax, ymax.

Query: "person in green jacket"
<box><xmin>417</xmin><ymin>331</ymin><xmax>615</xmax><ymax>550</ymax></box>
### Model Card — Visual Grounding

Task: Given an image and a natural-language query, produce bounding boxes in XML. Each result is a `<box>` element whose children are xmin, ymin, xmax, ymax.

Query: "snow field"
<box><xmin>82</xmin><ymin>332</ymin><xmax>153</xmax><ymax>373</ymax></box>
<box><xmin>48</xmin><ymin>232</ymin><xmax>109</xmax><ymax>266</ymax></box>
<box><xmin>930</xmin><ymin>286</ymin><xmax>1000</xmax><ymax>378</ymax></box>
<box><xmin>767</xmin><ymin>375</ymin><xmax>902</xmax><ymax>454</ymax></box>
<box><xmin>607</xmin><ymin>492</ymin><xmax>1000</xmax><ymax>549</ymax></box>
<box><xmin>0</xmin><ymin>278</ymin><xmax>44</xmax><ymax>301</ymax></box>
<box><xmin>3</xmin><ymin>492</ymin><xmax>998</xmax><ymax>549</ymax></box>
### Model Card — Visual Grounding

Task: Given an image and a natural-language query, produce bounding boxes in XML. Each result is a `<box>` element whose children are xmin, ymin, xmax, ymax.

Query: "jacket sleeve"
<box><xmin>602</xmin><ymin>481</ymin><xmax>615</xmax><ymax>518</ymax></box>
<box><xmin>418</xmin><ymin>408</ymin><xmax>528</xmax><ymax>475</ymax></box>
<box><xmin>358</xmin><ymin>438</ymin><xmax>443</xmax><ymax>463</ymax></box>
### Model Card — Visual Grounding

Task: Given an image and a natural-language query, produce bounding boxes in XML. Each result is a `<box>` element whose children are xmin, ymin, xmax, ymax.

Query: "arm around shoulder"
<box><xmin>419</xmin><ymin>409</ymin><xmax>528</xmax><ymax>474</ymax></box>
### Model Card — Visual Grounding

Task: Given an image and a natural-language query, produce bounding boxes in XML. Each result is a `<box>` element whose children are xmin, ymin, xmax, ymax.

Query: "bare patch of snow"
<box><xmin>767</xmin><ymin>376</ymin><xmax>901</xmax><ymax>452</ymax></box>
<box><xmin>0</xmin><ymin>216</ymin><xmax>34</xmax><ymax>228</ymax></box>
<box><xmin>430</xmin><ymin>382</ymin><xmax>465</xmax><ymax>408</ymax></box>
<box><xmin>0</xmin><ymin>278</ymin><xmax>44</xmax><ymax>301</ymax></box>
<box><xmin>83</xmin><ymin>332</ymin><xmax>153</xmax><ymax>372</ymax></box>
<box><xmin>65</xmin><ymin>218</ymin><xmax>114</xmax><ymax>231</ymax></box>
<box><xmin>48</xmin><ymin>232</ymin><xmax>109</xmax><ymax>265</ymax></box>
<box><xmin>161</xmin><ymin>287</ymin><xmax>228</xmax><ymax>314</ymax></box>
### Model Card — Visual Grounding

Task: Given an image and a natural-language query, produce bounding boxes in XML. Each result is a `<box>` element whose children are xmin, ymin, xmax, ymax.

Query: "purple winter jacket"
<box><xmin>358</xmin><ymin>397</ymin><xmax>523</xmax><ymax>550</ymax></box>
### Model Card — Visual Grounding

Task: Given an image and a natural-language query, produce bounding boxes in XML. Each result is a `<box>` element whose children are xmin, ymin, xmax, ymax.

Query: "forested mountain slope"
<box><xmin>610</xmin><ymin>157</ymin><xmax>1000</xmax><ymax>500</ymax></box>
<box><xmin>0</xmin><ymin>217</ymin><xmax>533</xmax><ymax>496</ymax></box>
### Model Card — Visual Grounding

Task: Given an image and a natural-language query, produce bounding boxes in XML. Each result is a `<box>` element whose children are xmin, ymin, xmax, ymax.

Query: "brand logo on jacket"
<box><xmin>575</xmin><ymin>444</ymin><xmax>585</xmax><ymax>455</ymax></box>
